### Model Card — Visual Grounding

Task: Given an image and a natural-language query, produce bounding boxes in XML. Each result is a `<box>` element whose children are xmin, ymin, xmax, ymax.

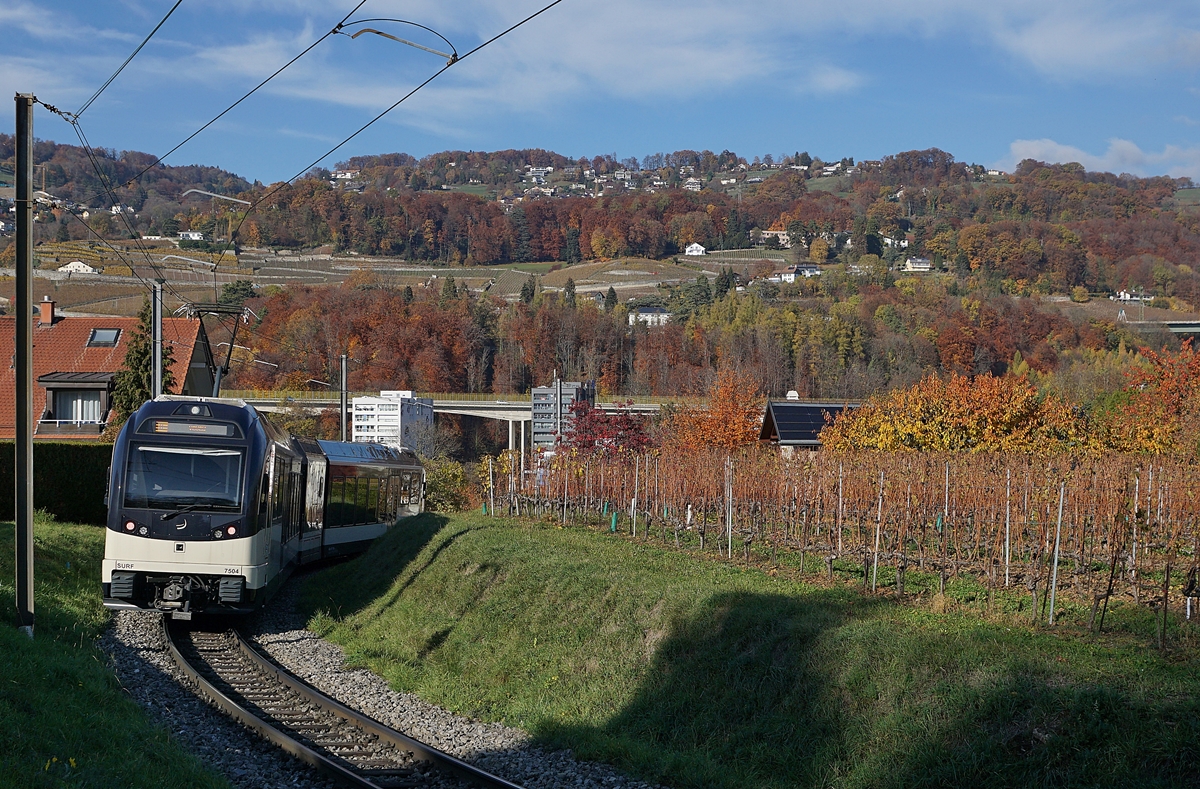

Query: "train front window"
<box><xmin>124</xmin><ymin>445</ymin><xmax>244</xmax><ymax>510</ymax></box>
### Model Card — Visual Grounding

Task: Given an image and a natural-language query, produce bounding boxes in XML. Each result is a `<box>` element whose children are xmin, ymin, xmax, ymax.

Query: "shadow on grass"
<box><xmin>540</xmin><ymin>590</ymin><xmax>862</xmax><ymax>788</ymax></box>
<box><xmin>295</xmin><ymin>513</ymin><xmax>453</xmax><ymax>620</ymax></box>
<box><xmin>543</xmin><ymin>589</ymin><xmax>1200</xmax><ymax>789</ymax></box>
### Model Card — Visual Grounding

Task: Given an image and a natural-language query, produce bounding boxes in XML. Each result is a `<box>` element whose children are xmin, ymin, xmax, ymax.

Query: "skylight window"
<box><xmin>87</xmin><ymin>328</ymin><xmax>121</xmax><ymax>347</ymax></box>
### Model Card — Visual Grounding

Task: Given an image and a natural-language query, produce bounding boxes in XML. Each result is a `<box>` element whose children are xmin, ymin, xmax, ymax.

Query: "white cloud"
<box><xmin>1000</xmin><ymin>137</ymin><xmax>1200</xmax><ymax>179</ymax></box>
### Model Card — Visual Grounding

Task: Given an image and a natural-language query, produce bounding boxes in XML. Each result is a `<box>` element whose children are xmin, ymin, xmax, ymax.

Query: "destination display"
<box><xmin>139</xmin><ymin>420</ymin><xmax>241</xmax><ymax>437</ymax></box>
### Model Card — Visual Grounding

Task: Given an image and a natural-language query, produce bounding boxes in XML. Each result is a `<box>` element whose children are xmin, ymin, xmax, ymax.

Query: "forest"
<box><xmin>225</xmin><ymin>266</ymin><xmax>1150</xmax><ymax>409</ymax></box>
<box><xmin>5</xmin><ymin>137</ymin><xmax>1199</xmax><ymax>303</ymax></box>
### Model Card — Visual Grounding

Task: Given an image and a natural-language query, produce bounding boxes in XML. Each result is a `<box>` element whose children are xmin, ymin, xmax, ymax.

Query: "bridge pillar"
<box><xmin>520</xmin><ymin>420</ymin><xmax>526</xmax><ymax>480</ymax></box>
<box><xmin>508</xmin><ymin>420</ymin><xmax>515</xmax><ymax>452</ymax></box>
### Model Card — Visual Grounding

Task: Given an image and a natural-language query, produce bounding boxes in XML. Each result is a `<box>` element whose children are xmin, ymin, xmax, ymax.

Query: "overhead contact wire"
<box><xmin>76</xmin><ymin>0</ymin><xmax>186</xmax><ymax>118</ymax></box>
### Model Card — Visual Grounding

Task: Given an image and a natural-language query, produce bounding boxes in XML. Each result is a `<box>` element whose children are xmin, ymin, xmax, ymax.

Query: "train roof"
<box><xmin>138</xmin><ymin>395</ymin><xmax>261</xmax><ymax>430</ymax></box>
<box><xmin>317</xmin><ymin>439</ymin><xmax>421</xmax><ymax>467</ymax></box>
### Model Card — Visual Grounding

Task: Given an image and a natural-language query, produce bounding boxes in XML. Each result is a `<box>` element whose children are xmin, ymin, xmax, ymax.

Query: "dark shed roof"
<box><xmin>759</xmin><ymin>401</ymin><xmax>856</xmax><ymax>447</ymax></box>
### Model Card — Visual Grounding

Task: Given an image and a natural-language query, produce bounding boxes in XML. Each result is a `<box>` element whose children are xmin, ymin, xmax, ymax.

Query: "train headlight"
<box><xmin>213</xmin><ymin>529</ymin><xmax>224</xmax><ymax>539</ymax></box>
<box><xmin>124</xmin><ymin>521</ymin><xmax>136</xmax><ymax>532</ymax></box>
<box><xmin>137</xmin><ymin>526</ymin><xmax>148</xmax><ymax>536</ymax></box>
<box><xmin>226</xmin><ymin>525</ymin><xmax>238</xmax><ymax>537</ymax></box>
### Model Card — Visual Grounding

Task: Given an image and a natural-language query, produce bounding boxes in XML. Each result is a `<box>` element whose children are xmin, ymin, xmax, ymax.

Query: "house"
<box><xmin>57</xmin><ymin>261</ymin><xmax>97</xmax><ymax>275</ymax></box>
<box><xmin>759</xmin><ymin>396</ymin><xmax>856</xmax><ymax>454</ymax></box>
<box><xmin>760</xmin><ymin>230</ymin><xmax>791</xmax><ymax>248</ymax></box>
<box><xmin>903</xmin><ymin>257</ymin><xmax>933</xmax><ymax>273</ymax></box>
<box><xmin>0</xmin><ymin>298</ymin><xmax>216</xmax><ymax>440</ymax></box>
<box><xmin>683</xmin><ymin>177</ymin><xmax>703</xmax><ymax>192</ymax></box>
<box><xmin>781</xmin><ymin>264</ymin><xmax>821</xmax><ymax>283</ymax></box>
<box><xmin>178</xmin><ymin>231</ymin><xmax>209</xmax><ymax>242</ymax></box>
<box><xmin>685</xmin><ymin>242</ymin><xmax>707</xmax><ymax>256</ymax></box>
<box><xmin>332</xmin><ymin>169</ymin><xmax>360</xmax><ymax>180</ymax></box>
<box><xmin>628</xmin><ymin>307</ymin><xmax>670</xmax><ymax>327</ymax></box>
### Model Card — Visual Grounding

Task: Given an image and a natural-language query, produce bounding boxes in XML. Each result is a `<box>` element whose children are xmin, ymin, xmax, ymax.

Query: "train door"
<box><xmin>280</xmin><ymin>462</ymin><xmax>303</xmax><ymax>569</ymax></box>
<box><xmin>266</xmin><ymin>447</ymin><xmax>283</xmax><ymax>573</ymax></box>
<box><xmin>299</xmin><ymin>451</ymin><xmax>326</xmax><ymax>564</ymax></box>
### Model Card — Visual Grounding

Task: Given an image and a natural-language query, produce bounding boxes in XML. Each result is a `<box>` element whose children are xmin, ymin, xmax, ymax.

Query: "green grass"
<box><xmin>300</xmin><ymin>512</ymin><xmax>1200</xmax><ymax>789</ymax></box>
<box><xmin>0</xmin><ymin>516</ymin><xmax>229</xmax><ymax>789</ymax></box>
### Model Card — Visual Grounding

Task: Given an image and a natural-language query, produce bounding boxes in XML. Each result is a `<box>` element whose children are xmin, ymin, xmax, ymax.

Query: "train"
<box><xmin>101</xmin><ymin>395</ymin><xmax>424</xmax><ymax>617</ymax></box>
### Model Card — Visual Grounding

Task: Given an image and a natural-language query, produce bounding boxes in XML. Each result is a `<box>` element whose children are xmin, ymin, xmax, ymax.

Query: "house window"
<box><xmin>87</xmin><ymin>328</ymin><xmax>121</xmax><ymax>347</ymax></box>
<box><xmin>55</xmin><ymin>390</ymin><xmax>103</xmax><ymax>423</ymax></box>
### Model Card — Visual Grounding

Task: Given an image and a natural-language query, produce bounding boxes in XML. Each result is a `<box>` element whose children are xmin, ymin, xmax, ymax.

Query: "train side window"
<box><xmin>328</xmin><ymin>477</ymin><xmax>344</xmax><ymax>527</ymax></box>
<box><xmin>356</xmin><ymin>477</ymin><xmax>370</xmax><ymax>524</ymax></box>
<box><xmin>367</xmin><ymin>478</ymin><xmax>380</xmax><ymax>522</ymax></box>
<box><xmin>382</xmin><ymin>476</ymin><xmax>395</xmax><ymax>520</ymax></box>
<box><xmin>340</xmin><ymin>477</ymin><xmax>352</xmax><ymax>525</ymax></box>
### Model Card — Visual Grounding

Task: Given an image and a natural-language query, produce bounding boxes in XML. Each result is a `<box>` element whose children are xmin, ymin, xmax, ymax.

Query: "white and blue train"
<box><xmin>102</xmin><ymin>396</ymin><xmax>424</xmax><ymax>617</ymax></box>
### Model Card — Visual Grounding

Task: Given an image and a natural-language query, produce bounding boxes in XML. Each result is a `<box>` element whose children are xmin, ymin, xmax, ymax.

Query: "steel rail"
<box><xmin>163</xmin><ymin>617</ymin><xmax>524</xmax><ymax>789</ymax></box>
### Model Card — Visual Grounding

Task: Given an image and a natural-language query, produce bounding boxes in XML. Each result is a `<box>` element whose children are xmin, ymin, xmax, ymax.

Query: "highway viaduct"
<box><xmin>224</xmin><ymin>391</ymin><xmax>672</xmax><ymax>455</ymax></box>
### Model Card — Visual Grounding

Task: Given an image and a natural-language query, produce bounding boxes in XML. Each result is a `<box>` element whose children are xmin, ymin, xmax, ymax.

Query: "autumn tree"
<box><xmin>820</xmin><ymin>373</ymin><xmax>1091</xmax><ymax>452</ymax></box>
<box><xmin>564</xmin><ymin>400</ymin><xmax>651</xmax><ymax>454</ymax></box>
<box><xmin>661</xmin><ymin>369</ymin><xmax>764</xmax><ymax>452</ymax></box>
<box><xmin>1108</xmin><ymin>340</ymin><xmax>1200</xmax><ymax>454</ymax></box>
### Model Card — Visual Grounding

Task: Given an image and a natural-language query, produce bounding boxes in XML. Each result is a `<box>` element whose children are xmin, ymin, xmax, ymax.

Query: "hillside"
<box><xmin>299</xmin><ymin>512</ymin><xmax>1200</xmax><ymax>789</ymax></box>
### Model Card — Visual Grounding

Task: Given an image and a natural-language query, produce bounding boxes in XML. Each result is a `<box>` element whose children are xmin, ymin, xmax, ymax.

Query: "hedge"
<box><xmin>0</xmin><ymin>442</ymin><xmax>113</xmax><ymax>525</ymax></box>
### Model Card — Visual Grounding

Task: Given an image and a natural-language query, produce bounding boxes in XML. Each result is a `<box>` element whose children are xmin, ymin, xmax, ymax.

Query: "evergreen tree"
<box><xmin>440</xmin><ymin>275</ymin><xmax>458</xmax><ymax>307</ymax></box>
<box><xmin>564</xmin><ymin>227</ymin><xmax>581</xmax><ymax>263</ymax></box>
<box><xmin>520</xmin><ymin>275</ymin><xmax>536</xmax><ymax>304</ymax></box>
<box><xmin>402</xmin><ymin>285</ymin><xmax>414</xmax><ymax>304</ymax></box>
<box><xmin>55</xmin><ymin>220</ymin><xmax>69</xmax><ymax>243</ymax></box>
<box><xmin>112</xmin><ymin>297</ymin><xmax>175</xmax><ymax>421</ymax></box>
<box><xmin>604</xmin><ymin>286</ymin><xmax>618</xmax><ymax>312</ymax></box>
<box><xmin>714</xmin><ymin>267</ymin><xmax>735</xmax><ymax>297</ymax></box>
<box><xmin>218</xmin><ymin>279</ymin><xmax>255</xmax><ymax>306</ymax></box>
<box><xmin>510</xmin><ymin>207</ymin><xmax>532</xmax><ymax>263</ymax></box>
<box><xmin>563</xmin><ymin>277</ymin><xmax>576</xmax><ymax>309</ymax></box>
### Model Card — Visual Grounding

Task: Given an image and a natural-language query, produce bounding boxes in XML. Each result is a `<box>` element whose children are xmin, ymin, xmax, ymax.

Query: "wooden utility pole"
<box><xmin>15</xmin><ymin>93</ymin><xmax>35</xmax><ymax>637</ymax></box>
<box><xmin>340</xmin><ymin>354</ymin><xmax>348</xmax><ymax>441</ymax></box>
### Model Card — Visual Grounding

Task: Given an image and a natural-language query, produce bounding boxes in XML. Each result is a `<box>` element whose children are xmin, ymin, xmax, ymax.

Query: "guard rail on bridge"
<box><xmin>219</xmin><ymin>390</ymin><xmax>706</xmax><ymax>416</ymax></box>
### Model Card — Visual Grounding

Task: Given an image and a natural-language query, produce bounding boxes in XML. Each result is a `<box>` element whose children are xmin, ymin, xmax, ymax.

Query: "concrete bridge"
<box><xmin>1123</xmin><ymin>320</ymin><xmax>1200</xmax><ymax>336</ymax></box>
<box><xmin>222</xmin><ymin>391</ymin><xmax>686</xmax><ymax>454</ymax></box>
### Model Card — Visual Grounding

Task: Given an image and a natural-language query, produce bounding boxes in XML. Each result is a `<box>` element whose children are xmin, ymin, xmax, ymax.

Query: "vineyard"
<box><xmin>482</xmin><ymin>448</ymin><xmax>1200</xmax><ymax>636</ymax></box>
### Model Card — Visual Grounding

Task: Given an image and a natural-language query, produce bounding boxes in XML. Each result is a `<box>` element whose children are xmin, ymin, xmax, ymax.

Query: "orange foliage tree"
<box><xmin>661</xmin><ymin>369</ymin><xmax>764</xmax><ymax>452</ymax></box>
<box><xmin>1109</xmin><ymin>339</ymin><xmax>1200</xmax><ymax>454</ymax></box>
<box><xmin>820</xmin><ymin>373</ymin><xmax>1092</xmax><ymax>452</ymax></box>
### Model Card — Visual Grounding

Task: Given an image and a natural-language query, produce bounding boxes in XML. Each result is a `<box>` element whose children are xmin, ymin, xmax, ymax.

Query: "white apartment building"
<box><xmin>351</xmin><ymin>390</ymin><xmax>433</xmax><ymax>448</ymax></box>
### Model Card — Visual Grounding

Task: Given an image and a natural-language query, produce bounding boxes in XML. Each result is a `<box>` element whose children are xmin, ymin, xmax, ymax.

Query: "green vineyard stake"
<box><xmin>611</xmin><ymin>512</ymin><xmax>618</xmax><ymax>532</ymax></box>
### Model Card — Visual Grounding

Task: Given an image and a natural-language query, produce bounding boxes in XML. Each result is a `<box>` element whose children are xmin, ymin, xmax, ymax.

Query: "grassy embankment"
<box><xmin>300</xmin><ymin>512</ymin><xmax>1200</xmax><ymax>789</ymax></box>
<box><xmin>0</xmin><ymin>516</ymin><xmax>229</xmax><ymax>788</ymax></box>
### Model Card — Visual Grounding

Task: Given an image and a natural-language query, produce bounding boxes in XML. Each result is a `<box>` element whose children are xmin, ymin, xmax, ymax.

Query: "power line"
<box><xmin>214</xmin><ymin>0</ymin><xmax>569</xmax><ymax>273</ymax></box>
<box><xmin>76</xmin><ymin>0</ymin><xmax>185</xmax><ymax>118</ymax></box>
<box><xmin>68</xmin><ymin>0</ymin><xmax>372</xmax><ymax>209</ymax></box>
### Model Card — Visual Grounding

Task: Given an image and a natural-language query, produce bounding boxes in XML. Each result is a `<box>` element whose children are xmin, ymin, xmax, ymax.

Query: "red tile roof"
<box><xmin>0</xmin><ymin>312</ymin><xmax>204</xmax><ymax>439</ymax></box>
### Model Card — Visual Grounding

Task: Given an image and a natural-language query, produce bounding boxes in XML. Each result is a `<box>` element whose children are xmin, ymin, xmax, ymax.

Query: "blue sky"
<box><xmin>4</xmin><ymin>1</ymin><xmax>1200</xmax><ymax>184</ymax></box>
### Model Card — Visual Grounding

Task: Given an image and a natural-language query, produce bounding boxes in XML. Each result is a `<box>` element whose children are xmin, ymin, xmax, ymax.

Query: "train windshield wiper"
<box><xmin>159</xmin><ymin>503</ymin><xmax>204</xmax><ymax>520</ymax></box>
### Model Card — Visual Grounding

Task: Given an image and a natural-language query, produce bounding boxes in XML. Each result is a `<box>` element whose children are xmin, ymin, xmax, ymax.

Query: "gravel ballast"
<box><xmin>101</xmin><ymin>581</ymin><xmax>662</xmax><ymax>789</ymax></box>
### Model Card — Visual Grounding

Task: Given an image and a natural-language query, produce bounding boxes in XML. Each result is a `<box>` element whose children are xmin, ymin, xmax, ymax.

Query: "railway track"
<box><xmin>163</xmin><ymin>617</ymin><xmax>524</xmax><ymax>789</ymax></box>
